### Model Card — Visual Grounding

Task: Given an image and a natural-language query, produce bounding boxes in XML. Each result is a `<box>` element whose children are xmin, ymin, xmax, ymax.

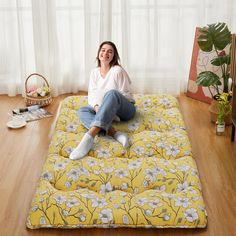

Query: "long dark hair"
<box><xmin>96</xmin><ymin>41</ymin><xmax>120</xmax><ymax>67</ymax></box>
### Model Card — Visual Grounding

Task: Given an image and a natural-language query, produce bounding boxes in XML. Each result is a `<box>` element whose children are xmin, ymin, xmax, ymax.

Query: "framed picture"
<box><xmin>186</xmin><ymin>27</ymin><xmax>222</xmax><ymax>104</ymax></box>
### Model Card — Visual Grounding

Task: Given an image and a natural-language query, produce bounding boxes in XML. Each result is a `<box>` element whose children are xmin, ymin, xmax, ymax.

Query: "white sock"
<box><xmin>114</xmin><ymin>131</ymin><xmax>129</xmax><ymax>148</ymax></box>
<box><xmin>69</xmin><ymin>133</ymin><xmax>94</xmax><ymax>160</ymax></box>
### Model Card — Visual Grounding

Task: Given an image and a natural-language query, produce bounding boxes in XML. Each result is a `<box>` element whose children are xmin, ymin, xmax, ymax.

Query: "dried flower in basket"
<box><xmin>27</xmin><ymin>85</ymin><xmax>50</xmax><ymax>98</ymax></box>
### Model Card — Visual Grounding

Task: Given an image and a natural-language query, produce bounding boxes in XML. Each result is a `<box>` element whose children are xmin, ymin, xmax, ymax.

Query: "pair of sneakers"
<box><xmin>69</xmin><ymin>131</ymin><xmax>129</xmax><ymax>160</ymax></box>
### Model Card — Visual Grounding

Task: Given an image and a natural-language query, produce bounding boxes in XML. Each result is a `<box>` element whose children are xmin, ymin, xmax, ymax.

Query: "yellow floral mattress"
<box><xmin>27</xmin><ymin>94</ymin><xmax>207</xmax><ymax>229</ymax></box>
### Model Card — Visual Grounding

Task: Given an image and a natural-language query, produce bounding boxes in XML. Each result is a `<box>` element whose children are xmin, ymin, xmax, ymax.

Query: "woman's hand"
<box><xmin>94</xmin><ymin>104</ymin><xmax>99</xmax><ymax>113</ymax></box>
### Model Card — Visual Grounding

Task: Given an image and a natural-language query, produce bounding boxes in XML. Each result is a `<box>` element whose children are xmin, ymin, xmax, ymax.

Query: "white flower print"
<box><xmin>66</xmin><ymin>198</ymin><xmax>79</xmax><ymax>208</ymax></box>
<box><xmin>142</xmin><ymin>99</ymin><xmax>151</xmax><ymax>107</ymax></box>
<box><xmin>62</xmin><ymin>210</ymin><xmax>68</xmax><ymax>216</ymax></box>
<box><xmin>120</xmin><ymin>199</ymin><xmax>126</xmax><ymax>204</ymax></box>
<box><xmin>104</xmin><ymin>167</ymin><xmax>114</xmax><ymax>174</ymax></box>
<box><xmin>40</xmin><ymin>217</ymin><xmax>46</xmax><ymax>225</ymax></box>
<box><xmin>128</xmin><ymin>161</ymin><xmax>142</xmax><ymax>169</ymax></box>
<box><xmin>54</xmin><ymin>195</ymin><xmax>67</xmax><ymax>205</ymax></box>
<box><xmin>178</xmin><ymin>164</ymin><xmax>190</xmax><ymax>172</ymax></box>
<box><xmin>143</xmin><ymin>180</ymin><xmax>149</xmax><ymax>187</ymax></box>
<box><xmin>113</xmin><ymin>204</ymin><xmax>120</xmax><ymax>209</ymax></box>
<box><xmin>175</xmin><ymin>197</ymin><xmax>191</xmax><ymax>208</ymax></box>
<box><xmin>121</xmin><ymin>183</ymin><xmax>128</xmax><ymax>190</ymax></box>
<box><xmin>120</xmin><ymin>192</ymin><xmax>127</xmax><ymax>197</ymax></box>
<box><xmin>67</xmin><ymin>169</ymin><xmax>80</xmax><ymax>181</ymax></box>
<box><xmin>145</xmin><ymin>169</ymin><xmax>158</xmax><ymax>182</ymax></box>
<box><xmin>100</xmin><ymin>182</ymin><xmax>113</xmax><ymax>193</ymax></box>
<box><xmin>79</xmin><ymin>214</ymin><xmax>86</xmax><ymax>222</ymax></box>
<box><xmin>115</xmin><ymin>169</ymin><xmax>128</xmax><ymax>178</ymax></box>
<box><xmin>184</xmin><ymin>150</ymin><xmax>192</xmax><ymax>156</ymax></box>
<box><xmin>160</xmin><ymin>159</ymin><xmax>170</xmax><ymax>166</ymax></box>
<box><xmin>99</xmin><ymin>209</ymin><xmax>113</xmax><ymax>223</ymax></box>
<box><xmin>133</xmin><ymin>146</ymin><xmax>145</xmax><ymax>156</ymax></box>
<box><xmin>149</xmin><ymin>199</ymin><xmax>162</xmax><ymax>208</ymax></box>
<box><xmin>91</xmin><ymin>198</ymin><xmax>107</xmax><ymax>208</ymax></box>
<box><xmin>145</xmin><ymin>209</ymin><xmax>152</xmax><ymax>216</ymax></box>
<box><xmin>154</xmin><ymin>117</ymin><xmax>164</xmax><ymax>125</ymax></box>
<box><xmin>154</xmin><ymin>185</ymin><xmax>166</xmax><ymax>192</ymax></box>
<box><xmin>42</xmin><ymin>171</ymin><xmax>52</xmax><ymax>181</ymax></box>
<box><xmin>177</xmin><ymin>181</ymin><xmax>189</xmax><ymax>192</ymax></box>
<box><xmin>67</xmin><ymin>167</ymin><xmax>89</xmax><ymax>181</ymax></box>
<box><xmin>54</xmin><ymin>162</ymin><xmax>66</xmax><ymax>170</ymax></box>
<box><xmin>134</xmin><ymin>187</ymin><xmax>139</xmax><ymax>194</ymax></box>
<box><xmin>32</xmin><ymin>205</ymin><xmax>38</xmax><ymax>212</ymax></box>
<box><xmin>155</xmin><ymin>167</ymin><xmax>166</xmax><ymax>176</ymax></box>
<box><xmin>93</xmin><ymin>170</ymin><xmax>100</xmax><ymax>175</ymax></box>
<box><xmin>128</xmin><ymin>122</ymin><xmax>140</xmax><ymax>131</ymax></box>
<box><xmin>123</xmin><ymin>215</ymin><xmax>129</xmax><ymax>224</ymax></box>
<box><xmin>161</xmin><ymin>193</ymin><xmax>175</xmax><ymax>200</ymax></box>
<box><xmin>66</xmin><ymin>123</ymin><xmax>77</xmax><ymax>132</ymax></box>
<box><xmin>163</xmin><ymin>214</ymin><xmax>170</xmax><ymax>221</ymax></box>
<box><xmin>159</xmin><ymin>97</ymin><xmax>171</xmax><ymax>106</ymax></box>
<box><xmin>184</xmin><ymin>208</ymin><xmax>198</xmax><ymax>222</ymax></box>
<box><xmin>64</xmin><ymin>181</ymin><xmax>71</xmax><ymax>188</ymax></box>
<box><xmin>78</xmin><ymin>167</ymin><xmax>89</xmax><ymax>176</ymax></box>
<box><xmin>165</xmin><ymin>145</ymin><xmax>180</xmax><ymax>157</ymax></box>
<box><xmin>81</xmin><ymin>193</ymin><xmax>95</xmax><ymax>199</ymax></box>
<box><xmin>135</xmin><ymin>197</ymin><xmax>148</xmax><ymax>206</ymax></box>
<box><xmin>87</xmin><ymin>158</ymin><xmax>98</xmax><ymax>166</ymax></box>
<box><xmin>192</xmin><ymin>169</ymin><xmax>198</xmax><ymax>176</ymax></box>
<box><xmin>166</xmin><ymin>110</ymin><xmax>177</xmax><ymax>116</ymax></box>
<box><xmin>64</xmin><ymin>146</ymin><xmax>73</xmax><ymax>155</ymax></box>
<box><xmin>156</xmin><ymin>142</ymin><xmax>166</xmax><ymax>149</ymax></box>
<box><xmin>97</xmin><ymin>149</ymin><xmax>111</xmax><ymax>158</ymax></box>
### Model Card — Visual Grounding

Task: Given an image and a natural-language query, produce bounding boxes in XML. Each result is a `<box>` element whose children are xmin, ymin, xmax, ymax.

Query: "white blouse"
<box><xmin>88</xmin><ymin>65</ymin><xmax>134</xmax><ymax>108</ymax></box>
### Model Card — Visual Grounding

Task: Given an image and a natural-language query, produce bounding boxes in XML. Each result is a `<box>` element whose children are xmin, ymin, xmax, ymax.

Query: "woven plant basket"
<box><xmin>25</xmin><ymin>73</ymin><xmax>52</xmax><ymax>107</ymax></box>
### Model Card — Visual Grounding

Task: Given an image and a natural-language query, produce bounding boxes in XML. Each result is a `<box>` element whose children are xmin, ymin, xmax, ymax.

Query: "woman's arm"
<box><xmin>115</xmin><ymin>67</ymin><xmax>135</xmax><ymax>102</ymax></box>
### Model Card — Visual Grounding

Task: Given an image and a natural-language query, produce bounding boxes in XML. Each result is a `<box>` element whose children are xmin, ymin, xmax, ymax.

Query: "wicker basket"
<box><xmin>25</xmin><ymin>73</ymin><xmax>53</xmax><ymax>107</ymax></box>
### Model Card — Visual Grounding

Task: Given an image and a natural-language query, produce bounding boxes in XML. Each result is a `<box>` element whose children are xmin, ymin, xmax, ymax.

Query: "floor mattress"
<box><xmin>27</xmin><ymin>94</ymin><xmax>207</xmax><ymax>229</ymax></box>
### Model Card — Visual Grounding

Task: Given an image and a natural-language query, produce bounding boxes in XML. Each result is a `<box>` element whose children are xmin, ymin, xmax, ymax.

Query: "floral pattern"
<box><xmin>27</xmin><ymin>94</ymin><xmax>207</xmax><ymax>229</ymax></box>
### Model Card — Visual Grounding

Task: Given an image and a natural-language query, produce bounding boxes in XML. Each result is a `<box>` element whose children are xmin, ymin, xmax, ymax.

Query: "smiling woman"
<box><xmin>69</xmin><ymin>41</ymin><xmax>136</xmax><ymax>160</ymax></box>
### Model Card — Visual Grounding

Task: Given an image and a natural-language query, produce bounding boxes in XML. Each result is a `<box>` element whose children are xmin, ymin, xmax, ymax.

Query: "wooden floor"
<box><xmin>0</xmin><ymin>93</ymin><xmax>235</xmax><ymax>236</ymax></box>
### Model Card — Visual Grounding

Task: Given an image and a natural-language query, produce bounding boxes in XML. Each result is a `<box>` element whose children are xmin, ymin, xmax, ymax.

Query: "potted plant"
<box><xmin>216</xmin><ymin>92</ymin><xmax>232</xmax><ymax>135</ymax></box>
<box><xmin>196</xmin><ymin>22</ymin><xmax>233</xmax><ymax>124</ymax></box>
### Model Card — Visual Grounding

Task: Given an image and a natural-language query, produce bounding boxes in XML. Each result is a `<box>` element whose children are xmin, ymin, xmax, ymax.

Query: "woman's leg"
<box><xmin>70</xmin><ymin>90</ymin><xmax>136</xmax><ymax>160</ymax></box>
<box><xmin>90</xmin><ymin>89</ymin><xmax>136</xmax><ymax>132</ymax></box>
<box><xmin>77</xmin><ymin>106</ymin><xmax>96</xmax><ymax>129</ymax></box>
<box><xmin>94</xmin><ymin>90</ymin><xmax>136</xmax><ymax>148</ymax></box>
<box><xmin>70</xmin><ymin>106</ymin><xmax>101</xmax><ymax>160</ymax></box>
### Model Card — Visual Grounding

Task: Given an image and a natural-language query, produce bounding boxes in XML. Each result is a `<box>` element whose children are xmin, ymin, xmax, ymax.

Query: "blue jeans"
<box><xmin>78</xmin><ymin>90</ymin><xmax>136</xmax><ymax>133</ymax></box>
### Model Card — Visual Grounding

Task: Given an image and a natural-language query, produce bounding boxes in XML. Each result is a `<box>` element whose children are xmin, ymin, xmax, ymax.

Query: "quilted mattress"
<box><xmin>27</xmin><ymin>94</ymin><xmax>207</xmax><ymax>229</ymax></box>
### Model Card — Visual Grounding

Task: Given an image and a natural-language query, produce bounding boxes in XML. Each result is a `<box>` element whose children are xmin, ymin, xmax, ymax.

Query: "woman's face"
<box><xmin>98</xmin><ymin>44</ymin><xmax>114</xmax><ymax>66</ymax></box>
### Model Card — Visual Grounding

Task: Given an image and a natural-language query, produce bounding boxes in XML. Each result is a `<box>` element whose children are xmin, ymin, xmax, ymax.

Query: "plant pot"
<box><xmin>216</xmin><ymin>121</ymin><xmax>225</xmax><ymax>135</ymax></box>
<box><xmin>209</xmin><ymin>100</ymin><xmax>232</xmax><ymax>125</ymax></box>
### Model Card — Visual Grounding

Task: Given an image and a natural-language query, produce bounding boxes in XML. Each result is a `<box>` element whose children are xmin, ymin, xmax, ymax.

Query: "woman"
<box><xmin>69</xmin><ymin>41</ymin><xmax>136</xmax><ymax>160</ymax></box>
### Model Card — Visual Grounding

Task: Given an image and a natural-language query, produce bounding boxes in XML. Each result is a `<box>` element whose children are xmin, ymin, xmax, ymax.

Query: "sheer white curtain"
<box><xmin>0</xmin><ymin>0</ymin><xmax>236</xmax><ymax>96</ymax></box>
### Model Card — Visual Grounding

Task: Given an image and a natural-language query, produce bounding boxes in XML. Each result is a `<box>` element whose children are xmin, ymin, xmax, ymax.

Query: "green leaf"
<box><xmin>211</xmin><ymin>55</ymin><xmax>231</xmax><ymax>66</ymax></box>
<box><xmin>196</xmin><ymin>71</ymin><xmax>222</xmax><ymax>87</ymax></box>
<box><xmin>197</xmin><ymin>22</ymin><xmax>231</xmax><ymax>52</ymax></box>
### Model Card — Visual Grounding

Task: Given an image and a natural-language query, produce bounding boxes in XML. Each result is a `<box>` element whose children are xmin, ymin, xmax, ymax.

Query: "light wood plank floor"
<box><xmin>0</xmin><ymin>94</ymin><xmax>235</xmax><ymax>236</ymax></box>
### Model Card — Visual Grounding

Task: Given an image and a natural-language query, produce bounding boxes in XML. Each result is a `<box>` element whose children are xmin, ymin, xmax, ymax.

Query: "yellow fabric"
<box><xmin>27</xmin><ymin>94</ymin><xmax>207</xmax><ymax>229</ymax></box>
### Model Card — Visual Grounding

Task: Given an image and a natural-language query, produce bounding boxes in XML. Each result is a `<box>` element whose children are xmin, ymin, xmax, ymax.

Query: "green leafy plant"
<box><xmin>196</xmin><ymin>22</ymin><xmax>232</xmax><ymax>99</ymax></box>
<box><xmin>216</xmin><ymin>92</ymin><xmax>232</xmax><ymax>124</ymax></box>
